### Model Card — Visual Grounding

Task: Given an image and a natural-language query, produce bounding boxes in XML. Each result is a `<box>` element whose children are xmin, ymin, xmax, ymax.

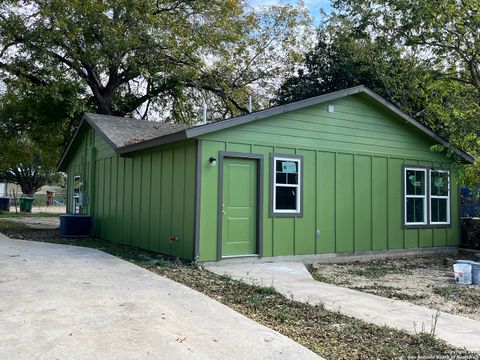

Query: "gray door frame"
<box><xmin>217</xmin><ymin>151</ymin><xmax>264</xmax><ymax>260</ymax></box>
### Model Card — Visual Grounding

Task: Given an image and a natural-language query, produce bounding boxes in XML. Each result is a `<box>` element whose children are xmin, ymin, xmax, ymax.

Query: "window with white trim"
<box><xmin>430</xmin><ymin>170</ymin><xmax>450</xmax><ymax>224</ymax></box>
<box><xmin>404</xmin><ymin>168</ymin><xmax>427</xmax><ymax>225</ymax></box>
<box><xmin>272</xmin><ymin>156</ymin><xmax>301</xmax><ymax>215</ymax></box>
<box><xmin>73</xmin><ymin>175</ymin><xmax>81</xmax><ymax>214</ymax></box>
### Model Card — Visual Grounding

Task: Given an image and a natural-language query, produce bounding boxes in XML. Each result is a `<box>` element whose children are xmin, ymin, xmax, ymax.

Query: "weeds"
<box><xmin>434</xmin><ymin>286</ymin><xmax>480</xmax><ymax>308</ymax></box>
<box><xmin>348</xmin><ymin>266</ymin><xmax>400</xmax><ymax>279</ymax></box>
<box><xmin>354</xmin><ymin>284</ymin><xmax>427</xmax><ymax>301</ymax></box>
<box><xmin>1</xmin><ymin>221</ymin><xmax>477</xmax><ymax>359</ymax></box>
<box><xmin>413</xmin><ymin>309</ymin><xmax>440</xmax><ymax>342</ymax></box>
<box><xmin>254</xmin><ymin>285</ymin><xmax>276</xmax><ymax>295</ymax></box>
<box><xmin>308</xmin><ymin>256</ymin><xmax>480</xmax><ymax>321</ymax></box>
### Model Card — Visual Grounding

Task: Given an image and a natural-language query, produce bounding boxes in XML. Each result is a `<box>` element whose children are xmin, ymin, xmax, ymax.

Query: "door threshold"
<box><xmin>221</xmin><ymin>254</ymin><xmax>259</xmax><ymax>259</ymax></box>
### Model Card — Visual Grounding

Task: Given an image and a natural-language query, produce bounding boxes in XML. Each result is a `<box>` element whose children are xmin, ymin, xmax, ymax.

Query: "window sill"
<box><xmin>270</xmin><ymin>212</ymin><xmax>303</xmax><ymax>218</ymax></box>
<box><xmin>403</xmin><ymin>223</ymin><xmax>451</xmax><ymax>229</ymax></box>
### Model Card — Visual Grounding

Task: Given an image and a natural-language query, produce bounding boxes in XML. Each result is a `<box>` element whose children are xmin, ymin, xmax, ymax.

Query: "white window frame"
<box><xmin>404</xmin><ymin>167</ymin><xmax>427</xmax><ymax>225</ymax></box>
<box><xmin>272</xmin><ymin>156</ymin><xmax>301</xmax><ymax>214</ymax></box>
<box><xmin>429</xmin><ymin>169</ymin><xmax>450</xmax><ymax>225</ymax></box>
<box><xmin>73</xmin><ymin>175</ymin><xmax>81</xmax><ymax>214</ymax></box>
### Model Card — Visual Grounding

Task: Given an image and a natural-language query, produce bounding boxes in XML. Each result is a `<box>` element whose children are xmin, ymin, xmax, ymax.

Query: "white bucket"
<box><xmin>453</xmin><ymin>263</ymin><xmax>472</xmax><ymax>285</ymax></box>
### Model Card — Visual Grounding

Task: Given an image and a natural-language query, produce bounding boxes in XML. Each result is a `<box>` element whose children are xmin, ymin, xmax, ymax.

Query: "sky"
<box><xmin>250</xmin><ymin>0</ymin><xmax>332</xmax><ymax>23</ymax></box>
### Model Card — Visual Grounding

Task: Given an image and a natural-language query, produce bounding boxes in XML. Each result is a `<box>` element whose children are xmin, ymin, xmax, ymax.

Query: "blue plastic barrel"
<box><xmin>59</xmin><ymin>214</ymin><xmax>92</xmax><ymax>237</ymax></box>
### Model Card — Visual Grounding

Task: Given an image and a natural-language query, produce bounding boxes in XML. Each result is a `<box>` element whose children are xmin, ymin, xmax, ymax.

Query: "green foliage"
<box><xmin>331</xmin><ymin>0</ymin><xmax>480</xmax><ymax>95</ymax></box>
<box><xmin>0</xmin><ymin>143</ymin><xmax>61</xmax><ymax>196</ymax></box>
<box><xmin>276</xmin><ymin>8</ymin><xmax>480</xmax><ymax>186</ymax></box>
<box><xmin>254</xmin><ymin>285</ymin><xmax>277</xmax><ymax>295</ymax></box>
<box><xmin>0</xmin><ymin>80</ymin><xmax>83</xmax><ymax>194</ymax></box>
<box><xmin>0</xmin><ymin>0</ymin><xmax>310</xmax><ymax>121</ymax></box>
<box><xmin>434</xmin><ymin>286</ymin><xmax>480</xmax><ymax>308</ymax></box>
<box><xmin>0</xmin><ymin>1</ymin><xmax>310</xmax><ymax>193</ymax></box>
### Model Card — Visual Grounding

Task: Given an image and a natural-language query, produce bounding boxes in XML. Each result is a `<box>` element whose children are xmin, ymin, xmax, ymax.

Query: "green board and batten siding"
<box><xmin>197</xmin><ymin>94</ymin><xmax>459</xmax><ymax>261</ymax></box>
<box><xmin>66</xmin><ymin>126</ymin><xmax>197</xmax><ymax>259</ymax></box>
<box><xmin>64</xmin><ymin>92</ymin><xmax>463</xmax><ymax>262</ymax></box>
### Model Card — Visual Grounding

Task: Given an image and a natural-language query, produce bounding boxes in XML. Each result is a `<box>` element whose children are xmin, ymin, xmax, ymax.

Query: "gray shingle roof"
<box><xmin>85</xmin><ymin>113</ymin><xmax>192</xmax><ymax>149</ymax></box>
<box><xmin>58</xmin><ymin>86</ymin><xmax>474</xmax><ymax>171</ymax></box>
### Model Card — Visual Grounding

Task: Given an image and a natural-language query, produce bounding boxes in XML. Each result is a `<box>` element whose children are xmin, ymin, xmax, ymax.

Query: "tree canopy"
<box><xmin>0</xmin><ymin>0</ymin><xmax>309</xmax><ymax>193</ymax></box>
<box><xmin>0</xmin><ymin>0</ymin><xmax>310</xmax><ymax>122</ymax></box>
<box><xmin>0</xmin><ymin>80</ymin><xmax>82</xmax><ymax>194</ymax></box>
<box><xmin>331</xmin><ymin>0</ymin><xmax>480</xmax><ymax>95</ymax></box>
<box><xmin>276</xmin><ymin>4</ymin><xmax>480</xmax><ymax>185</ymax></box>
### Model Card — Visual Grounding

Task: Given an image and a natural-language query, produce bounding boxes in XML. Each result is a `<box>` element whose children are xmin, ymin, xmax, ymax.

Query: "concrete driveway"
<box><xmin>0</xmin><ymin>234</ymin><xmax>320</xmax><ymax>360</ymax></box>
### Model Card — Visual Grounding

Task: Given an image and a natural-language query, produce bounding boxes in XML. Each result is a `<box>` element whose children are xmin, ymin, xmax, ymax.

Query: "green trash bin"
<box><xmin>19</xmin><ymin>197</ymin><xmax>34</xmax><ymax>212</ymax></box>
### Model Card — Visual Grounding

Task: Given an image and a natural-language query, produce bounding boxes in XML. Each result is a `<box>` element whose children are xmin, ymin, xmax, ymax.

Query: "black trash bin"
<box><xmin>0</xmin><ymin>197</ymin><xmax>10</xmax><ymax>211</ymax></box>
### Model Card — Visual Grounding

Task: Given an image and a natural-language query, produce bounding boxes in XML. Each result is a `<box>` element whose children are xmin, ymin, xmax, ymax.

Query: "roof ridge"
<box><xmin>58</xmin><ymin>86</ymin><xmax>474</xmax><ymax>171</ymax></box>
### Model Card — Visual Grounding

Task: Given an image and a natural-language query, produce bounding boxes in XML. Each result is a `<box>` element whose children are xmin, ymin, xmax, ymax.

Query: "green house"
<box><xmin>58</xmin><ymin>86</ymin><xmax>473</xmax><ymax>262</ymax></box>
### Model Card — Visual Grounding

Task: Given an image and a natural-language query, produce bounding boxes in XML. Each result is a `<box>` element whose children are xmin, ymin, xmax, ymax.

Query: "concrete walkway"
<box><xmin>0</xmin><ymin>234</ymin><xmax>320</xmax><ymax>360</ymax></box>
<box><xmin>206</xmin><ymin>261</ymin><xmax>480</xmax><ymax>352</ymax></box>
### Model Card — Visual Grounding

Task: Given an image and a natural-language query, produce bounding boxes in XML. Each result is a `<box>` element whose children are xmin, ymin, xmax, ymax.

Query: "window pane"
<box><xmin>439</xmin><ymin>199</ymin><xmax>447</xmax><ymax>222</ymax></box>
<box><xmin>431</xmin><ymin>171</ymin><xmax>448</xmax><ymax>196</ymax></box>
<box><xmin>431</xmin><ymin>198</ymin><xmax>438</xmax><ymax>222</ymax></box>
<box><xmin>431</xmin><ymin>198</ymin><xmax>448</xmax><ymax>222</ymax></box>
<box><xmin>276</xmin><ymin>173</ymin><xmax>287</xmax><ymax>184</ymax></box>
<box><xmin>406</xmin><ymin>170</ymin><xmax>425</xmax><ymax>195</ymax></box>
<box><xmin>275</xmin><ymin>186</ymin><xmax>297</xmax><ymax>210</ymax></box>
<box><xmin>406</xmin><ymin>197</ymin><xmax>424</xmax><ymax>223</ymax></box>
<box><xmin>287</xmin><ymin>173</ymin><xmax>298</xmax><ymax>184</ymax></box>
<box><xmin>276</xmin><ymin>160</ymin><xmax>283</xmax><ymax>172</ymax></box>
<box><xmin>276</xmin><ymin>159</ymin><xmax>298</xmax><ymax>174</ymax></box>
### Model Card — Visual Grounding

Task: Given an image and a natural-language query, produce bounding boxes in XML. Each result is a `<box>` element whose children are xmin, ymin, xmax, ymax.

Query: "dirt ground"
<box><xmin>3</xmin><ymin>217</ymin><xmax>60</xmax><ymax>229</ymax></box>
<box><xmin>1</xmin><ymin>220</ymin><xmax>476</xmax><ymax>359</ymax></box>
<box><xmin>309</xmin><ymin>254</ymin><xmax>480</xmax><ymax>321</ymax></box>
<box><xmin>8</xmin><ymin>205</ymin><xmax>66</xmax><ymax>214</ymax></box>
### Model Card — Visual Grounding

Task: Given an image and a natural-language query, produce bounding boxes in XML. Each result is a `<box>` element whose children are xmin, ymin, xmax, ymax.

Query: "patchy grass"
<box><xmin>308</xmin><ymin>255</ymin><xmax>480</xmax><ymax>321</ymax></box>
<box><xmin>0</xmin><ymin>220</ymin><xmax>477</xmax><ymax>360</ymax></box>
<box><xmin>0</xmin><ymin>220</ymin><xmax>27</xmax><ymax>230</ymax></box>
<box><xmin>353</xmin><ymin>284</ymin><xmax>427</xmax><ymax>301</ymax></box>
<box><xmin>434</xmin><ymin>286</ymin><xmax>480</xmax><ymax>308</ymax></box>
<box><xmin>348</xmin><ymin>266</ymin><xmax>404</xmax><ymax>279</ymax></box>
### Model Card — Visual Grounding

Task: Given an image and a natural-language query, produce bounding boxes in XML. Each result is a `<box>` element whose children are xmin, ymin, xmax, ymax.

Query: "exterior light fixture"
<box><xmin>209</xmin><ymin>157</ymin><xmax>217</xmax><ymax>167</ymax></box>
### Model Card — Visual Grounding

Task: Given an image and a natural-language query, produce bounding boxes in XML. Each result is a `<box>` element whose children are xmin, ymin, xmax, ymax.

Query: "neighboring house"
<box><xmin>0</xmin><ymin>183</ymin><xmax>64</xmax><ymax>199</ymax></box>
<box><xmin>58</xmin><ymin>86</ymin><xmax>473</xmax><ymax>262</ymax></box>
<box><xmin>0</xmin><ymin>182</ymin><xmax>21</xmax><ymax>196</ymax></box>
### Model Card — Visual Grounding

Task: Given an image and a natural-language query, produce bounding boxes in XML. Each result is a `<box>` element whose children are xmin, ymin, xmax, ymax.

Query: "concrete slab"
<box><xmin>0</xmin><ymin>234</ymin><xmax>320</xmax><ymax>360</ymax></box>
<box><xmin>206</xmin><ymin>261</ymin><xmax>480</xmax><ymax>352</ymax></box>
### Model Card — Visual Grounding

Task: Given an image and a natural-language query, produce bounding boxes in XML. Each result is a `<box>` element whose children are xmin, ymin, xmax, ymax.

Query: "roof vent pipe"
<box><xmin>248</xmin><ymin>95</ymin><xmax>252</xmax><ymax>113</ymax></box>
<box><xmin>202</xmin><ymin>102</ymin><xmax>207</xmax><ymax>124</ymax></box>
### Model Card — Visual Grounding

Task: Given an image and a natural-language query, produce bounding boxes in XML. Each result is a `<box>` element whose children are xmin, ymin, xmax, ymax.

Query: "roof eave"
<box><xmin>358</xmin><ymin>88</ymin><xmax>475</xmax><ymax>164</ymax></box>
<box><xmin>183</xmin><ymin>85</ymin><xmax>474</xmax><ymax>164</ymax></box>
<box><xmin>57</xmin><ymin>113</ymin><xmax>123</xmax><ymax>172</ymax></box>
<box><xmin>117</xmin><ymin>130</ymin><xmax>188</xmax><ymax>155</ymax></box>
<box><xmin>83</xmin><ymin>113</ymin><xmax>121</xmax><ymax>154</ymax></box>
<box><xmin>185</xmin><ymin>86</ymin><xmax>367</xmax><ymax>139</ymax></box>
<box><xmin>57</xmin><ymin>115</ymin><xmax>87</xmax><ymax>172</ymax></box>
<box><xmin>58</xmin><ymin>85</ymin><xmax>474</xmax><ymax>169</ymax></box>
